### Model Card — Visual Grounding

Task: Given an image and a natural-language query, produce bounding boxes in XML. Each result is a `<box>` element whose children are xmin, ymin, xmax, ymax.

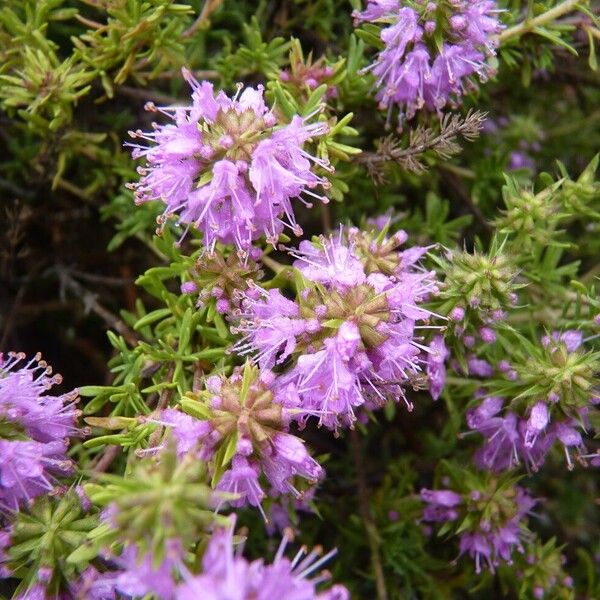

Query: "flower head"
<box><xmin>427</xmin><ymin>335</ymin><xmax>448</xmax><ymax>400</ymax></box>
<box><xmin>422</xmin><ymin>475</ymin><xmax>534</xmax><ymax>574</ymax></box>
<box><xmin>177</xmin><ymin>516</ymin><xmax>348</xmax><ymax>600</ymax></box>
<box><xmin>354</xmin><ymin>1</ymin><xmax>503</xmax><ymax>122</ymax></box>
<box><xmin>0</xmin><ymin>352</ymin><xmax>80</xmax><ymax>509</ymax></box>
<box><xmin>233</xmin><ymin>226</ymin><xmax>441</xmax><ymax>429</ymax></box>
<box><xmin>128</xmin><ymin>72</ymin><xmax>332</xmax><ymax>255</ymax></box>
<box><xmin>168</xmin><ymin>363</ymin><xmax>324</xmax><ymax>515</ymax></box>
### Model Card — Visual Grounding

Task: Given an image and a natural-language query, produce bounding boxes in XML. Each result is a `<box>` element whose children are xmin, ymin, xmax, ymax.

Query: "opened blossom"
<box><xmin>177</xmin><ymin>516</ymin><xmax>348</xmax><ymax>600</ymax></box>
<box><xmin>233</xmin><ymin>225</ymin><xmax>443</xmax><ymax>429</ymax></box>
<box><xmin>422</xmin><ymin>483</ymin><xmax>535</xmax><ymax>574</ymax></box>
<box><xmin>467</xmin><ymin>330</ymin><xmax>598</xmax><ymax>472</ymax></box>
<box><xmin>158</xmin><ymin>363</ymin><xmax>323</xmax><ymax>517</ymax></box>
<box><xmin>353</xmin><ymin>0</ymin><xmax>503</xmax><ymax>122</ymax></box>
<box><xmin>0</xmin><ymin>352</ymin><xmax>79</xmax><ymax>509</ymax></box>
<box><xmin>127</xmin><ymin>70</ymin><xmax>332</xmax><ymax>255</ymax></box>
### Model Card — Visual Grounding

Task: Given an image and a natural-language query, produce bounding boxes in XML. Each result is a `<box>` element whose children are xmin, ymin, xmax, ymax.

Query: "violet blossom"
<box><xmin>422</xmin><ymin>483</ymin><xmax>535</xmax><ymax>574</ymax></box>
<box><xmin>127</xmin><ymin>71</ymin><xmax>332</xmax><ymax>255</ymax></box>
<box><xmin>353</xmin><ymin>0</ymin><xmax>503</xmax><ymax>122</ymax></box>
<box><xmin>176</xmin><ymin>516</ymin><xmax>348</xmax><ymax>600</ymax></box>
<box><xmin>161</xmin><ymin>364</ymin><xmax>323</xmax><ymax>516</ymax></box>
<box><xmin>233</xmin><ymin>226</ymin><xmax>442</xmax><ymax>429</ymax></box>
<box><xmin>0</xmin><ymin>352</ymin><xmax>79</xmax><ymax>509</ymax></box>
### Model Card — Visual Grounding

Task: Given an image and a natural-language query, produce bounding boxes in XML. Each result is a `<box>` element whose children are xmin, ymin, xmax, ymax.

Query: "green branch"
<box><xmin>499</xmin><ymin>0</ymin><xmax>583</xmax><ymax>42</ymax></box>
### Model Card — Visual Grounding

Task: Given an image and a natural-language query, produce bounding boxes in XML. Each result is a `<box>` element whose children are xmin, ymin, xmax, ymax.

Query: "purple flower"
<box><xmin>173</xmin><ymin>365</ymin><xmax>323</xmax><ymax>514</ymax></box>
<box><xmin>450</xmin><ymin>306</ymin><xmax>466</xmax><ymax>321</ymax></box>
<box><xmin>479</xmin><ymin>327</ymin><xmax>496</xmax><ymax>344</ymax></box>
<box><xmin>427</xmin><ymin>335</ymin><xmax>448</xmax><ymax>400</ymax></box>
<box><xmin>216</xmin><ymin>456</ymin><xmax>267</xmax><ymax>511</ymax></box>
<box><xmin>284</xmin><ymin>323</ymin><xmax>368</xmax><ymax>429</ymax></box>
<box><xmin>0</xmin><ymin>352</ymin><xmax>80</xmax><ymax>443</ymax></box>
<box><xmin>159</xmin><ymin>409</ymin><xmax>213</xmax><ymax>458</ymax></box>
<box><xmin>458</xmin><ymin>488</ymin><xmax>534</xmax><ymax>573</ymax></box>
<box><xmin>524</xmin><ymin>402</ymin><xmax>550</xmax><ymax>448</ymax></box>
<box><xmin>470</xmin><ymin>408</ymin><xmax>523</xmax><ymax>471</ymax></box>
<box><xmin>291</xmin><ymin>236</ymin><xmax>366</xmax><ymax>291</ymax></box>
<box><xmin>234</xmin><ymin>228</ymin><xmax>441</xmax><ymax>430</ymax></box>
<box><xmin>0</xmin><ymin>528</ymin><xmax>11</xmax><ymax>578</ymax></box>
<box><xmin>262</xmin><ymin>432</ymin><xmax>324</xmax><ymax>495</ymax></box>
<box><xmin>355</xmin><ymin>1</ymin><xmax>503</xmax><ymax>121</ymax></box>
<box><xmin>82</xmin><ymin>543</ymin><xmax>181</xmax><ymax>600</ymax></box>
<box><xmin>0</xmin><ymin>439</ymin><xmax>72</xmax><ymax>510</ymax></box>
<box><xmin>466</xmin><ymin>395</ymin><xmax>589</xmax><ymax>472</ymax></box>
<box><xmin>352</xmin><ymin>0</ymin><xmax>400</xmax><ymax>24</ymax></box>
<box><xmin>234</xmin><ymin>287</ymin><xmax>307</xmax><ymax>369</ymax></box>
<box><xmin>420</xmin><ymin>488</ymin><xmax>462</xmax><ymax>522</ymax></box>
<box><xmin>467</xmin><ymin>396</ymin><xmax>505</xmax><ymax>430</ymax></box>
<box><xmin>509</xmin><ymin>151</ymin><xmax>536</xmax><ymax>171</ymax></box>
<box><xmin>128</xmin><ymin>73</ymin><xmax>331</xmax><ymax>255</ymax></box>
<box><xmin>424</xmin><ymin>482</ymin><xmax>535</xmax><ymax>574</ymax></box>
<box><xmin>176</xmin><ymin>516</ymin><xmax>347</xmax><ymax>600</ymax></box>
<box><xmin>467</xmin><ymin>356</ymin><xmax>494</xmax><ymax>378</ymax></box>
<box><xmin>541</xmin><ymin>330</ymin><xmax>584</xmax><ymax>352</ymax></box>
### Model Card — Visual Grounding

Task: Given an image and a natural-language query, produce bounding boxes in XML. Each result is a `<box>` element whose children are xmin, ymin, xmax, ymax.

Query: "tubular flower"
<box><xmin>127</xmin><ymin>70</ymin><xmax>332</xmax><ymax>256</ymax></box>
<box><xmin>163</xmin><ymin>362</ymin><xmax>324</xmax><ymax>516</ymax></box>
<box><xmin>84</xmin><ymin>542</ymin><xmax>182</xmax><ymax>600</ymax></box>
<box><xmin>233</xmin><ymin>224</ymin><xmax>442</xmax><ymax>430</ymax></box>
<box><xmin>176</xmin><ymin>516</ymin><xmax>349</xmax><ymax>600</ymax></box>
<box><xmin>467</xmin><ymin>330</ymin><xmax>599</xmax><ymax>472</ymax></box>
<box><xmin>353</xmin><ymin>0</ymin><xmax>503</xmax><ymax>122</ymax></box>
<box><xmin>0</xmin><ymin>352</ymin><xmax>80</xmax><ymax>509</ymax></box>
<box><xmin>422</xmin><ymin>479</ymin><xmax>535</xmax><ymax>574</ymax></box>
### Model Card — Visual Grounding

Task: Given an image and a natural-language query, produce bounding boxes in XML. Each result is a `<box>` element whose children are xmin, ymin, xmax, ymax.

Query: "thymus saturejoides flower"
<box><xmin>232</xmin><ymin>225</ymin><xmax>445</xmax><ymax>430</ymax></box>
<box><xmin>127</xmin><ymin>70</ymin><xmax>333</xmax><ymax>258</ymax></box>
<box><xmin>354</xmin><ymin>0</ymin><xmax>504</xmax><ymax>125</ymax></box>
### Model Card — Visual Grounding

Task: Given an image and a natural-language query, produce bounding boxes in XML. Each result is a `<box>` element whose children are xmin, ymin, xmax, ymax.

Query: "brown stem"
<box><xmin>349</xmin><ymin>429</ymin><xmax>388</xmax><ymax>600</ymax></box>
<box><xmin>56</xmin><ymin>266</ymin><xmax>139</xmax><ymax>348</ymax></box>
<box><xmin>92</xmin><ymin>445</ymin><xmax>121</xmax><ymax>474</ymax></box>
<box><xmin>182</xmin><ymin>0</ymin><xmax>223</xmax><ymax>39</ymax></box>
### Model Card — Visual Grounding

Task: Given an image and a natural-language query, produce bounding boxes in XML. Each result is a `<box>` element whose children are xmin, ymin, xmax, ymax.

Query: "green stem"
<box><xmin>498</xmin><ymin>0</ymin><xmax>582</xmax><ymax>42</ymax></box>
<box><xmin>261</xmin><ymin>255</ymin><xmax>287</xmax><ymax>274</ymax></box>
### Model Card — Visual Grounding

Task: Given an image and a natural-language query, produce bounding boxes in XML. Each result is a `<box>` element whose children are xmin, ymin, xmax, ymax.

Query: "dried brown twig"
<box><xmin>357</xmin><ymin>110</ymin><xmax>486</xmax><ymax>181</ymax></box>
<box><xmin>55</xmin><ymin>265</ymin><xmax>139</xmax><ymax>347</ymax></box>
<box><xmin>182</xmin><ymin>0</ymin><xmax>224</xmax><ymax>38</ymax></box>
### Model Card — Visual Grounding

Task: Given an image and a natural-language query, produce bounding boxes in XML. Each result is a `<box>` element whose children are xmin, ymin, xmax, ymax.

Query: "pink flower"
<box><xmin>128</xmin><ymin>73</ymin><xmax>331</xmax><ymax>255</ymax></box>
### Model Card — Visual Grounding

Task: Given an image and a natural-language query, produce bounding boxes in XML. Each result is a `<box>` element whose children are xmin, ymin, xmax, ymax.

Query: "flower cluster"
<box><xmin>162</xmin><ymin>363</ymin><xmax>323</xmax><ymax>517</ymax></box>
<box><xmin>421</xmin><ymin>478</ymin><xmax>535</xmax><ymax>573</ymax></box>
<box><xmin>514</xmin><ymin>539</ymin><xmax>575</xmax><ymax>599</ymax></box>
<box><xmin>432</xmin><ymin>242</ymin><xmax>519</xmax><ymax>354</ymax></box>
<box><xmin>78</xmin><ymin>515</ymin><xmax>347</xmax><ymax>600</ymax></box>
<box><xmin>0</xmin><ymin>352</ymin><xmax>80</xmax><ymax>510</ymax></box>
<box><xmin>0</xmin><ymin>489</ymin><xmax>95</xmax><ymax>598</ymax></box>
<box><xmin>80</xmin><ymin>542</ymin><xmax>182</xmax><ymax>599</ymax></box>
<box><xmin>233</xmin><ymin>225</ymin><xmax>442</xmax><ymax>429</ymax></box>
<box><xmin>354</xmin><ymin>0</ymin><xmax>504</xmax><ymax>122</ymax></box>
<box><xmin>467</xmin><ymin>331</ymin><xmax>600</xmax><ymax>472</ymax></box>
<box><xmin>178</xmin><ymin>517</ymin><xmax>348</xmax><ymax>600</ymax></box>
<box><xmin>128</xmin><ymin>69</ymin><xmax>332</xmax><ymax>256</ymax></box>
